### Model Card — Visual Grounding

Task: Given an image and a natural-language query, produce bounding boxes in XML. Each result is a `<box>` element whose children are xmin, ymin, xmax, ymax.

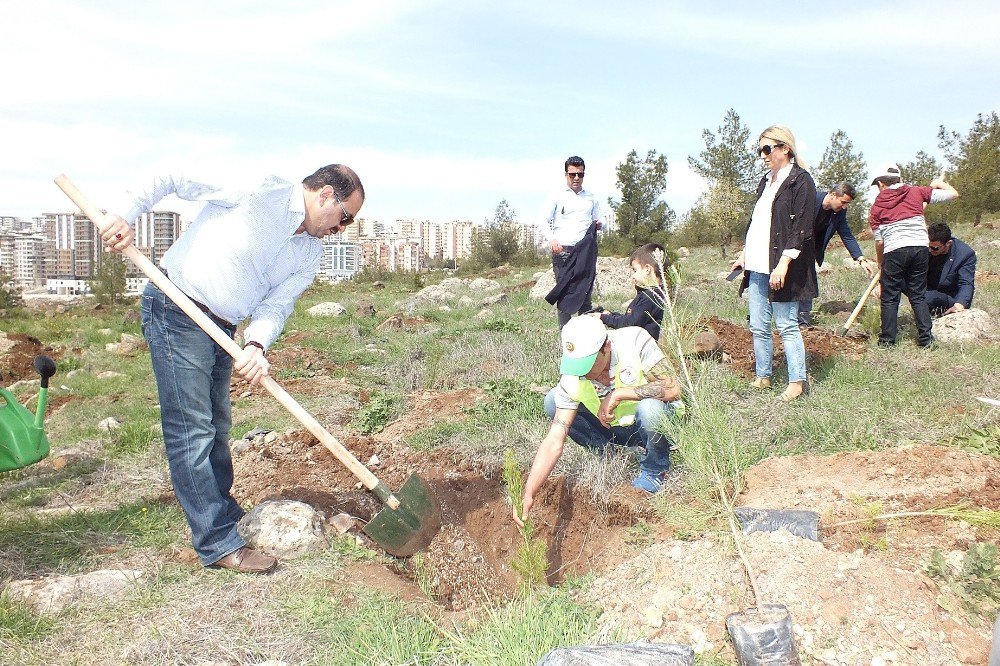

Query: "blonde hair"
<box><xmin>759</xmin><ymin>125</ymin><xmax>808</xmax><ymax>171</ymax></box>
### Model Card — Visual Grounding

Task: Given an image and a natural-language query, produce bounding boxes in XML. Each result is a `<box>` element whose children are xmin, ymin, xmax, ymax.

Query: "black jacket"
<box><xmin>545</xmin><ymin>224</ymin><xmax>598</xmax><ymax>314</ymax></box>
<box><xmin>601</xmin><ymin>286</ymin><xmax>664</xmax><ymax>342</ymax></box>
<box><xmin>738</xmin><ymin>164</ymin><xmax>818</xmax><ymax>302</ymax></box>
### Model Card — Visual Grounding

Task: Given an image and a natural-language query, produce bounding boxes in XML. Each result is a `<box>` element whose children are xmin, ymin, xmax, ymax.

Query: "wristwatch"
<box><xmin>245</xmin><ymin>340</ymin><xmax>266</xmax><ymax>354</ymax></box>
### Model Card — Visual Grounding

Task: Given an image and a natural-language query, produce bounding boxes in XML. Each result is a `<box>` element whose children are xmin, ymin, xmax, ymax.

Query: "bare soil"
<box><xmin>0</xmin><ymin>333</ymin><xmax>61</xmax><ymax>384</ymax></box>
<box><xmin>230</xmin><ymin>388</ymin><xmax>650</xmax><ymax>612</ymax></box>
<box><xmin>704</xmin><ymin>315</ymin><xmax>868</xmax><ymax>379</ymax></box>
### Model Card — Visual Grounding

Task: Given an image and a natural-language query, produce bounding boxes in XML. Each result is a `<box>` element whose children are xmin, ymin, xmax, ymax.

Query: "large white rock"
<box><xmin>307</xmin><ymin>302</ymin><xmax>346</xmax><ymax>317</ymax></box>
<box><xmin>6</xmin><ymin>569</ymin><xmax>144</xmax><ymax>613</ymax></box>
<box><xmin>238</xmin><ymin>500</ymin><xmax>328</xmax><ymax>559</ymax></box>
<box><xmin>932</xmin><ymin>308</ymin><xmax>999</xmax><ymax>344</ymax></box>
<box><xmin>412</xmin><ymin>285</ymin><xmax>457</xmax><ymax>303</ymax></box>
<box><xmin>468</xmin><ymin>278</ymin><xmax>501</xmax><ymax>292</ymax></box>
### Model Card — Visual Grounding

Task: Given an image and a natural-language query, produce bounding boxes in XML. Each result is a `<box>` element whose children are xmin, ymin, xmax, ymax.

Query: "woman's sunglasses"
<box><xmin>759</xmin><ymin>143</ymin><xmax>785</xmax><ymax>156</ymax></box>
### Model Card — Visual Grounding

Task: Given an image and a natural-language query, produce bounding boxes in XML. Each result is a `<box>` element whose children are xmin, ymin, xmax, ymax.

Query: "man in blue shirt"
<box><xmin>798</xmin><ymin>183</ymin><xmax>876</xmax><ymax>326</ymax></box>
<box><xmin>926</xmin><ymin>222</ymin><xmax>977</xmax><ymax>316</ymax></box>
<box><xmin>101</xmin><ymin>164</ymin><xmax>364</xmax><ymax>574</ymax></box>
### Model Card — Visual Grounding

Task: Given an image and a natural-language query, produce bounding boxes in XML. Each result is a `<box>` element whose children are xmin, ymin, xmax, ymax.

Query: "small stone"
<box><xmin>240</xmin><ymin>391</ymin><xmax>252</xmax><ymax>398</ymax></box>
<box><xmin>367</xmin><ymin>454</ymin><xmax>380</xmax><ymax>467</ymax></box>
<box><xmin>329</xmin><ymin>513</ymin><xmax>355</xmax><ymax>535</ymax></box>
<box><xmin>641</xmin><ymin>605</ymin><xmax>663</xmax><ymax>628</ymax></box>
<box><xmin>98</xmin><ymin>417</ymin><xmax>122</xmax><ymax>432</ymax></box>
<box><xmin>264</xmin><ymin>432</ymin><xmax>279</xmax><ymax>444</ymax></box>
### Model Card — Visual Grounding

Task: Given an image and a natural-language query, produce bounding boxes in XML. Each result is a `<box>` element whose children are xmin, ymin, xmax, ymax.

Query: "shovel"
<box><xmin>54</xmin><ymin>174</ymin><xmax>441</xmax><ymax>557</ymax></box>
<box><xmin>842</xmin><ymin>269</ymin><xmax>881</xmax><ymax>335</ymax></box>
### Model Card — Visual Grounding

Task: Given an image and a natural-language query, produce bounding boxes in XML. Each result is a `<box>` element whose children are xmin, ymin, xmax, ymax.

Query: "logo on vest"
<box><xmin>619</xmin><ymin>366</ymin><xmax>637</xmax><ymax>384</ymax></box>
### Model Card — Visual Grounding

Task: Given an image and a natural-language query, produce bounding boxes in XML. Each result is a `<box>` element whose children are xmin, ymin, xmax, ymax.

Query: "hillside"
<box><xmin>1</xmin><ymin>223</ymin><xmax>999</xmax><ymax>665</ymax></box>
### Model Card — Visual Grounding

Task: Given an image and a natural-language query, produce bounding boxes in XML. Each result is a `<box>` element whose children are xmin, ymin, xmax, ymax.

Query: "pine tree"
<box><xmin>687</xmin><ymin>108</ymin><xmax>759</xmax><ymax>194</ymax></box>
<box><xmin>607</xmin><ymin>148</ymin><xmax>674</xmax><ymax>246</ymax></box>
<box><xmin>813</xmin><ymin>130</ymin><xmax>869</xmax><ymax>232</ymax></box>
<box><xmin>89</xmin><ymin>252</ymin><xmax>127</xmax><ymax>306</ymax></box>
<box><xmin>939</xmin><ymin>112</ymin><xmax>1000</xmax><ymax>226</ymax></box>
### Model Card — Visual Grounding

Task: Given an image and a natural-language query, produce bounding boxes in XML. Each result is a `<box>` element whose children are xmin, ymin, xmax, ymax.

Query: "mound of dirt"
<box><xmin>585</xmin><ymin>444</ymin><xmax>999</xmax><ymax>663</ymax></box>
<box><xmin>704</xmin><ymin>316</ymin><xmax>867</xmax><ymax>379</ymax></box>
<box><xmin>740</xmin><ymin>444</ymin><xmax>1000</xmax><ymax>562</ymax></box>
<box><xmin>0</xmin><ymin>333</ymin><xmax>61</xmax><ymax>384</ymax></box>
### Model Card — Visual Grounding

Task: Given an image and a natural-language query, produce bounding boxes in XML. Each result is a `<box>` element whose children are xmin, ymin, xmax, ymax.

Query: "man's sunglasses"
<box><xmin>759</xmin><ymin>143</ymin><xmax>785</xmax><ymax>156</ymax></box>
<box><xmin>332</xmin><ymin>191</ymin><xmax>355</xmax><ymax>225</ymax></box>
<box><xmin>928</xmin><ymin>243</ymin><xmax>948</xmax><ymax>253</ymax></box>
<box><xmin>566</xmin><ymin>172</ymin><xmax>585</xmax><ymax>179</ymax></box>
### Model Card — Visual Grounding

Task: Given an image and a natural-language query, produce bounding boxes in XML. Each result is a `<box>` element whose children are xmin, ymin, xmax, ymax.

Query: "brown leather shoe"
<box><xmin>209</xmin><ymin>547</ymin><xmax>277</xmax><ymax>574</ymax></box>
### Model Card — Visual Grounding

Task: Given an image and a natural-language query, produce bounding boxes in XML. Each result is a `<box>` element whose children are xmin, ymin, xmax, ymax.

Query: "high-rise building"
<box><xmin>319</xmin><ymin>233</ymin><xmax>362</xmax><ymax>281</ymax></box>
<box><xmin>127</xmin><ymin>211</ymin><xmax>181</xmax><ymax>276</ymax></box>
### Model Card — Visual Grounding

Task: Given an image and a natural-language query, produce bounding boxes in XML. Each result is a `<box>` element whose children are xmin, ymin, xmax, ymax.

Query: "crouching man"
<box><xmin>514</xmin><ymin>316</ymin><xmax>683</xmax><ymax>526</ymax></box>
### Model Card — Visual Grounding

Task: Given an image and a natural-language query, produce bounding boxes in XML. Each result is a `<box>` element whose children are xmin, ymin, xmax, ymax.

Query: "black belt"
<box><xmin>158</xmin><ymin>270</ymin><xmax>235</xmax><ymax>331</ymax></box>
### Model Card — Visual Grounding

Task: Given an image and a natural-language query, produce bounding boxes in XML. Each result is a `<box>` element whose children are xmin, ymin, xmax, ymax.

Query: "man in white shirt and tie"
<box><xmin>101</xmin><ymin>164</ymin><xmax>364</xmax><ymax>574</ymax></box>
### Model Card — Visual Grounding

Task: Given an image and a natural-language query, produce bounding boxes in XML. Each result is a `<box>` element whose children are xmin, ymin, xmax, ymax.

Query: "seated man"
<box><xmin>926</xmin><ymin>222</ymin><xmax>976</xmax><ymax>316</ymax></box>
<box><xmin>513</xmin><ymin>317</ymin><xmax>683</xmax><ymax>526</ymax></box>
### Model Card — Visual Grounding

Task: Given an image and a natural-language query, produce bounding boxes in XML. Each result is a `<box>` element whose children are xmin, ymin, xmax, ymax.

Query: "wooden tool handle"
<box><xmin>53</xmin><ymin>174</ymin><xmax>398</xmax><ymax>508</ymax></box>
<box><xmin>843</xmin><ymin>269</ymin><xmax>882</xmax><ymax>332</ymax></box>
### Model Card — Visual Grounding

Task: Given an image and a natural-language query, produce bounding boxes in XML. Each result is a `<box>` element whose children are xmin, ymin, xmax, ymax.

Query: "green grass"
<box><xmin>285</xmin><ymin>589</ymin><xmax>442</xmax><ymax>666</ymax></box>
<box><xmin>442</xmin><ymin>587</ymin><xmax>605</xmax><ymax>666</ymax></box>
<box><xmin>0</xmin><ymin>592</ymin><xmax>59</xmax><ymax>642</ymax></box>
<box><xmin>406</xmin><ymin>420</ymin><xmax>466</xmax><ymax>451</ymax></box>
<box><xmin>0</xmin><ymin>501</ymin><xmax>187</xmax><ymax>578</ymax></box>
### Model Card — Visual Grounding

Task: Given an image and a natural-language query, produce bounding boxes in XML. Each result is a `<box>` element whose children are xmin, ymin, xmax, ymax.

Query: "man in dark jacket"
<box><xmin>798</xmin><ymin>183</ymin><xmax>875</xmax><ymax>325</ymax></box>
<box><xmin>926</xmin><ymin>222</ymin><xmax>976</xmax><ymax>316</ymax></box>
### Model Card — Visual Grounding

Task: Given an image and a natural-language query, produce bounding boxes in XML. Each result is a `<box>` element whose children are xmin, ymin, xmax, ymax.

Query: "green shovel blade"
<box><xmin>362</xmin><ymin>473</ymin><xmax>442</xmax><ymax>557</ymax></box>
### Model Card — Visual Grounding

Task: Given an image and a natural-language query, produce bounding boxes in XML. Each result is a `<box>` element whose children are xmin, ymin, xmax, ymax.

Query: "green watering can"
<box><xmin>0</xmin><ymin>356</ymin><xmax>57</xmax><ymax>473</ymax></box>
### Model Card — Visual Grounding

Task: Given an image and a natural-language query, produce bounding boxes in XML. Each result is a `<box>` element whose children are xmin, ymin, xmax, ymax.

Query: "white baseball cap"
<box><xmin>559</xmin><ymin>316</ymin><xmax>608</xmax><ymax>376</ymax></box>
<box><xmin>871</xmin><ymin>163</ymin><xmax>902</xmax><ymax>185</ymax></box>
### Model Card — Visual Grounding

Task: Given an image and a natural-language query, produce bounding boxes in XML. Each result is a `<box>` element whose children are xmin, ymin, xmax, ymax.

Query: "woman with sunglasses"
<box><xmin>731</xmin><ymin>125</ymin><xmax>817</xmax><ymax>402</ymax></box>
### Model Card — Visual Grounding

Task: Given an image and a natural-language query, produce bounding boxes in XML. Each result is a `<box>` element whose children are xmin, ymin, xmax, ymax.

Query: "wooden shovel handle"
<box><xmin>53</xmin><ymin>174</ymin><xmax>398</xmax><ymax>508</ymax></box>
<box><xmin>843</xmin><ymin>269</ymin><xmax>882</xmax><ymax>332</ymax></box>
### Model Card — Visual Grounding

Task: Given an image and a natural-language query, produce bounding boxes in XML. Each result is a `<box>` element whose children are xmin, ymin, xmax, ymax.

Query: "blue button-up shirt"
<box><xmin>116</xmin><ymin>175</ymin><xmax>322</xmax><ymax>349</ymax></box>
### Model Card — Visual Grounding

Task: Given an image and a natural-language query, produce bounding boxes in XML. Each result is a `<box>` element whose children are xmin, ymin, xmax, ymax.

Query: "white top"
<box><xmin>115</xmin><ymin>175</ymin><xmax>322</xmax><ymax>349</ymax></box>
<box><xmin>874</xmin><ymin>185</ymin><xmax>955</xmax><ymax>254</ymax></box>
<box><xmin>551</xmin><ymin>327</ymin><xmax>665</xmax><ymax>410</ymax></box>
<box><xmin>744</xmin><ymin>163</ymin><xmax>796</xmax><ymax>273</ymax></box>
<box><xmin>539</xmin><ymin>186</ymin><xmax>600</xmax><ymax>246</ymax></box>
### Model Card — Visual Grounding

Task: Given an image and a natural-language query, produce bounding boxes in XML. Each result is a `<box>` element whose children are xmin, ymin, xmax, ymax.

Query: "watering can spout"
<box><xmin>33</xmin><ymin>355</ymin><xmax>56</xmax><ymax>428</ymax></box>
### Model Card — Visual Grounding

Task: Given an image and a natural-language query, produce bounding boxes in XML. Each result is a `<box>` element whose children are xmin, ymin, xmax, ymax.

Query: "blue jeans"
<box><xmin>544</xmin><ymin>389</ymin><xmax>677</xmax><ymax>476</ymax></box>
<box><xmin>141</xmin><ymin>283</ymin><xmax>246</xmax><ymax>565</ymax></box>
<box><xmin>748</xmin><ymin>272</ymin><xmax>806</xmax><ymax>382</ymax></box>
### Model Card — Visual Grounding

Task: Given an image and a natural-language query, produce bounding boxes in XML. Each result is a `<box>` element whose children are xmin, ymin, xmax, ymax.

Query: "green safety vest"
<box><xmin>567</xmin><ymin>343</ymin><xmax>646</xmax><ymax>427</ymax></box>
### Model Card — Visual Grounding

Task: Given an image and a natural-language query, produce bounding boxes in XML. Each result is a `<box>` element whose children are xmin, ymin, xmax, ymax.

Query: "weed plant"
<box><xmin>927</xmin><ymin>542</ymin><xmax>1000</xmax><ymax>627</ymax></box>
<box><xmin>350</xmin><ymin>391</ymin><xmax>402</xmax><ymax>434</ymax></box>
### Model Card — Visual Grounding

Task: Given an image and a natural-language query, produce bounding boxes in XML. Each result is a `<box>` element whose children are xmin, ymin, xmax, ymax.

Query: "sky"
<box><xmin>1</xmin><ymin>1</ymin><xmax>998</xmax><ymax>227</ymax></box>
